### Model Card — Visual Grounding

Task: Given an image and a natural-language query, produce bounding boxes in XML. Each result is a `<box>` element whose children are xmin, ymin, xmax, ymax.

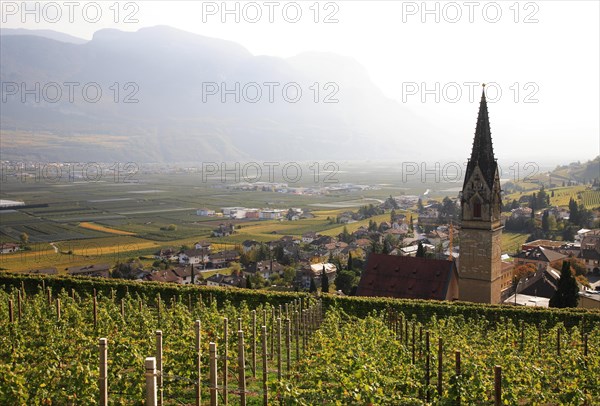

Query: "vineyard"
<box><xmin>1</xmin><ymin>276</ymin><xmax>600</xmax><ymax>405</ymax></box>
<box><xmin>581</xmin><ymin>191</ymin><xmax>600</xmax><ymax>209</ymax></box>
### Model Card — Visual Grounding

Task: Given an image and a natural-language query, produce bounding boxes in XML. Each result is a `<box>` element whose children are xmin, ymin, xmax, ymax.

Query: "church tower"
<box><xmin>459</xmin><ymin>86</ymin><xmax>503</xmax><ymax>304</ymax></box>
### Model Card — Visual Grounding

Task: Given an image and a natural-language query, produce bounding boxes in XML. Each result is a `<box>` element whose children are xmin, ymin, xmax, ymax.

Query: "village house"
<box><xmin>145</xmin><ymin>269</ymin><xmax>183</xmax><ymax>284</ymax></box>
<box><xmin>0</xmin><ymin>242</ymin><xmax>20</xmax><ymax>254</ymax></box>
<box><xmin>579</xmin><ymin>233</ymin><xmax>600</xmax><ymax>273</ymax></box>
<box><xmin>194</xmin><ymin>241</ymin><xmax>212</xmax><ymax>251</ymax></box>
<box><xmin>302</xmin><ymin>231</ymin><xmax>318</xmax><ymax>244</ymax></box>
<box><xmin>259</xmin><ymin>209</ymin><xmax>283</xmax><ymax>220</ymax></box>
<box><xmin>67</xmin><ymin>263</ymin><xmax>111</xmax><ymax>278</ymax></box>
<box><xmin>179</xmin><ymin>249</ymin><xmax>209</xmax><ymax>266</ymax></box>
<box><xmin>196</xmin><ymin>208</ymin><xmax>216</xmax><ymax>216</ymax></box>
<box><xmin>511</xmin><ymin>265</ymin><xmax>561</xmax><ymax>300</ymax></box>
<box><xmin>242</xmin><ymin>209</ymin><xmax>258</xmax><ymax>219</ymax></box>
<box><xmin>206</xmin><ymin>273</ymin><xmax>246</xmax><ymax>288</ymax></box>
<box><xmin>212</xmin><ymin>223</ymin><xmax>234</xmax><ymax>237</ymax></box>
<box><xmin>242</xmin><ymin>240</ymin><xmax>261</xmax><ymax>253</ymax></box>
<box><xmin>510</xmin><ymin>207</ymin><xmax>533</xmax><ymax>219</ymax></box>
<box><xmin>172</xmin><ymin>265</ymin><xmax>203</xmax><ymax>285</ymax></box>
<box><xmin>296</xmin><ymin>262</ymin><xmax>337</xmax><ymax>290</ymax></box>
<box><xmin>521</xmin><ymin>239</ymin><xmax>567</xmax><ymax>252</ymax></box>
<box><xmin>154</xmin><ymin>247</ymin><xmax>180</xmax><ymax>262</ymax></box>
<box><xmin>209</xmin><ymin>250</ymin><xmax>240</xmax><ymax>268</ymax></box>
<box><xmin>514</xmin><ymin>246</ymin><xmax>567</xmax><ymax>270</ymax></box>
<box><xmin>324</xmin><ymin>241</ymin><xmax>349</xmax><ymax>257</ymax></box>
<box><xmin>578</xmin><ymin>291</ymin><xmax>600</xmax><ymax>309</ymax></box>
<box><xmin>245</xmin><ymin>260</ymin><xmax>285</xmax><ymax>280</ymax></box>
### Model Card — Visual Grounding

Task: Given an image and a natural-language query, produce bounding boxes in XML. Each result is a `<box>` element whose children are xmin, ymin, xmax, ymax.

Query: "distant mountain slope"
<box><xmin>550</xmin><ymin>156</ymin><xmax>600</xmax><ymax>183</ymax></box>
<box><xmin>0</xmin><ymin>28</ymin><xmax>88</xmax><ymax>44</ymax></box>
<box><xmin>0</xmin><ymin>26</ymin><xmax>437</xmax><ymax>162</ymax></box>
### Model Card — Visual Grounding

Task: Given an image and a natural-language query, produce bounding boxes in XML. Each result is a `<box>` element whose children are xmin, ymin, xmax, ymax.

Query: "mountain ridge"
<box><xmin>0</xmin><ymin>26</ymin><xmax>436</xmax><ymax>163</ymax></box>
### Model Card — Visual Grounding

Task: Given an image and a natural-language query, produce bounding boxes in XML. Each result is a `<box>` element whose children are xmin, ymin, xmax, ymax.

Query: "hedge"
<box><xmin>1</xmin><ymin>272</ymin><xmax>598</xmax><ymax>329</ymax></box>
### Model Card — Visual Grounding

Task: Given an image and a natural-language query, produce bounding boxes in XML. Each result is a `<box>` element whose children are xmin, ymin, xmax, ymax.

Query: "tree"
<box><xmin>416</xmin><ymin>242</ymin><xmax>425</xmax><ymax>258</ymax></box>
<box><xmin>537</xmin><ymin>186</ymin><xmax>548</xmax><ymax>209</ymax></box>
<box><xmin>335</xmin><ymin>270</ymin><xmax>356</xmax><ymax>295</ymax></box>
<box><xmin>390</xmin><ymin>209</ymin><xmax>396</xmax><ymax>223</ymax></box>
<box><xmin>347</xmin><ymin>252</ymin><xmax>353</xmax><ymax>271</ymax></box>
<box><xmin>370</xmin><ymin>240</ymin><xmax>382</xmax><ymax>254</ymax></box>
<box><xmin>246</xmin><ymin>274</ymin><xmax>252</xmax><ymax>289</ymax></box>
<box><xmin>417</xmin><ymin>198</ymin><xmax>424</xmax><ymax>213</ymax></box>
<box><xmin>19</xmin><ymin>232</ymin><xmax>29</xmax><ymax>245</ymax></box>
<box><xmin>549</xmin><ymin>261</ymin><xmax>579</xmax><ymax>308</ymax></box>
<box><xmin>562</xmin><ymin>226</ymin><xmax>576</xmax><ymax>242</ymax></box>
<box><xmin>340</xmin><ymin>226</ymin><xmax>351</xmax><ymax>243</ymax></box>
<box><xmin>229</xmin><ymin>262</ymin><xmax>242</xmax><ymax>276</ymax></box>
<box><xmin>513</xmin><ymin>263</ymin><xmax>537</xmax><ymax>283</ymax></box>
<box><xmin>529</xmin><ymin>193</ymin><xmax>537</xmax><ymax>211</ymax></box>
<box><xmin>309</xmin><ymin>277</ymin><xmax>317</xmax><ymax>293</ymax></box>
<box><xmin>282</xmin><ymin>266</ymin><xmax>297</xmax><ymax>286</ymax></box>
<box><xmin>542</xmin><ymin>210</ymin><xmax>550</xmax><ymax>233</ymax></box>
<box><xmin>321</xmin><ymin>266</ymin><xmax>329</xmax><ymax>293</ymax></box>
<box><xmin>440</xmin><ymin>196</ymin><xmax>457</xmax><ymax>219</ymax></box>
<box><xmin>257</xmin><ymin>243</ymin><xmax>269</xmax><ymax>261</ymax></box>
<box><xmin>569</xmin><ymin>198</ymin><xmax>579</xmax><ymax>225</ymax></box>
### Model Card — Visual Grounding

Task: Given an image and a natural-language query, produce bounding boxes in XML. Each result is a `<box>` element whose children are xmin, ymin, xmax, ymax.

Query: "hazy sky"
<box><xmin>2</xmin><ymin>0</ymin><xmax>599</xmax><ymax>164</ymax></box>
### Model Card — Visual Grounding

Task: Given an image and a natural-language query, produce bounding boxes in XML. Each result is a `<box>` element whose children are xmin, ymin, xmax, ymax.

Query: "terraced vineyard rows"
<box><xmin>0</xmin><ymin>287</ymin><xmax>319</xmax><ymax>405</ymax></box>
<box><xmin>280</xmin><ymin>310</ymin><xmax>600</xmax><ymax>405</ymax></box>
<box><xmin>1</xmin><ymin>282</ymin><xmax>599</xmax><ymax>405</ymax></box>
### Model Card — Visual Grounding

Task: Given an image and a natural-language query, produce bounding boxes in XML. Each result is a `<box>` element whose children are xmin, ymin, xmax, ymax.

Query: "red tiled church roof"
<box><xmin>357</xmin><ymin>254</ymin><xmax>457</xmax><ymax>300</ymax></box>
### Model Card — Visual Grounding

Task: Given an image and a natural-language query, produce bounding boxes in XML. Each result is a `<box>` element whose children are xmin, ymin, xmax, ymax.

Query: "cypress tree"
<box><xmin>309</xmin><ymin>277</ymin><xmax>317</xmax><ymax>293</ymax></box>
<box><xmin>416</xmin><ymin>242</ymin><xmax>425</xmax><ymax>258</ymax></box>
<box><xmin>549</xmin><ymin>261</ymin><xmax>579</xmax><ymax>308</ymax></box>
<box><xmin>321</xmin><ymin>266</ymin><xmax>329</xmax><ymax>293</ymax></box>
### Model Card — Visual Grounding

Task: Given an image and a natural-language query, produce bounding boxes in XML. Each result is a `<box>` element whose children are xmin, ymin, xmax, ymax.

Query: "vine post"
<box><xmin>252</xmin><ymin>310</ymin><xmax>257</xmax><ymax>378</ymax></box>
<box><xmin>195</xmin><ymin>320</ymin><xmax>202</xmax><ymax>406</ymax></box>
<box><xmin>238</xmin><ymin>330</ymin><xmax>247</xmax><ymax>406</ymax></box>
<box><xmin>156</xmin><ymin>330</ymin><xmax>163</xmax><ymax>406</ymax></box>
<box><xmin>209</xmin><ymin>342</ymin><xmax>218</xmax><ymax>406</ymax></box>
<box><xmin>8</xmin><ymin>299</ymin><xmax>13</xmax><ymax>323</ymax></box>
<box><xmin>277</xmin><ymin>317</ymin><xmax>282</xmax><ymax>381</ymax></box>
<box><xmin>262</xmin><ymin>325</ymin><xmax>268</xmax><ymax>406</ymax></box>
<box><xmin>295</xmin><ymin>310</ymin><xmax>300</xmax><ymax>361</ymax></box>
<box><xmin>93</xmin><ymin>295</ymin><xmax>98</xmax><ymax>329</ymax></box>
<box><xmin>145</xmin><ymin>357</ymin><xmax>157</xmax><ymax>406</ymax></box>
<box><xmin>99</xmin><ymin>338</ymin><xmax>108</xmax><ymax>406</ymax></box>
<box><xmin>494</xmin><ymin>365</ymin><xmax>502</xmax><ymax>406</ymax></box>
<box><xmin>285</xmin><ymin>318</ymin><xmax>291</xmax><ymax>375</ymax></box>
<box><xmin>270</xmin><ymin>306</ymin><xmax>275</xmax><ymax>361</ymax></box>
<box><xmin>17</xmin><ymin>290</ymin><xmax>22</xmax><ymax>320</ymax></box>
<box><xmin>223</xmin><ymin>317</ymin><xmax>228</xmax><ymax>405</ymax></box>
<box><xmin>437</xmin><ymin>338</ymin><xmax>443</xmax><ymax>397</ymax></box>
<box><xmin>425</xmin><ymin>331</ymin><xmax>430</xmax><ymax>402</ymax></box>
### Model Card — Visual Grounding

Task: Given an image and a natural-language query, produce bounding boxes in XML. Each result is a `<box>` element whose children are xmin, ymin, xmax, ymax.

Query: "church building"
<box><xmin>458</xmin><ymin>85</ymin><xmax>506</xmax><ymax>304</ymax></box>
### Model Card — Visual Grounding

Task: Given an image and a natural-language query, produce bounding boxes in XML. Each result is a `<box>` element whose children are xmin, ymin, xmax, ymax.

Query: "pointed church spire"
<box><xmin>470</xmin><ymin>84</ymin><xmax>495</xmax><ymax>164</ymax></box>
<box><xmin>465</xmin><ymin>84</ymin><xmax>497</xmax><ymax>188</ymax></box>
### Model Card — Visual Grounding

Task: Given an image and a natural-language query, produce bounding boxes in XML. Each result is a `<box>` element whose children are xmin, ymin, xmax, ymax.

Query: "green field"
<box><xmin>501</xmin><ymin>232</ymin><xmax>529</xmax><ymax>255</ymax></box>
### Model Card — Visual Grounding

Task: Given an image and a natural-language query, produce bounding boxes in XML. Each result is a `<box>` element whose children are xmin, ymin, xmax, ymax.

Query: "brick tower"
<box><xmin>459</xmin><ymin>85</ymin><xmax>503</xmax><ymax>304</ymax></box>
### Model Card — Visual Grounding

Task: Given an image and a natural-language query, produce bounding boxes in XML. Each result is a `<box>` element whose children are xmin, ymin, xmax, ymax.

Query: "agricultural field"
<box><xmin>1</xmin><ymin>283</ymin><xmax>599</xmax><ymax>405</ymax></box>
<box><xmin>501</xmin><ymin>233</ymin><xmax>529</xmax><ymax>255</ymax></box>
